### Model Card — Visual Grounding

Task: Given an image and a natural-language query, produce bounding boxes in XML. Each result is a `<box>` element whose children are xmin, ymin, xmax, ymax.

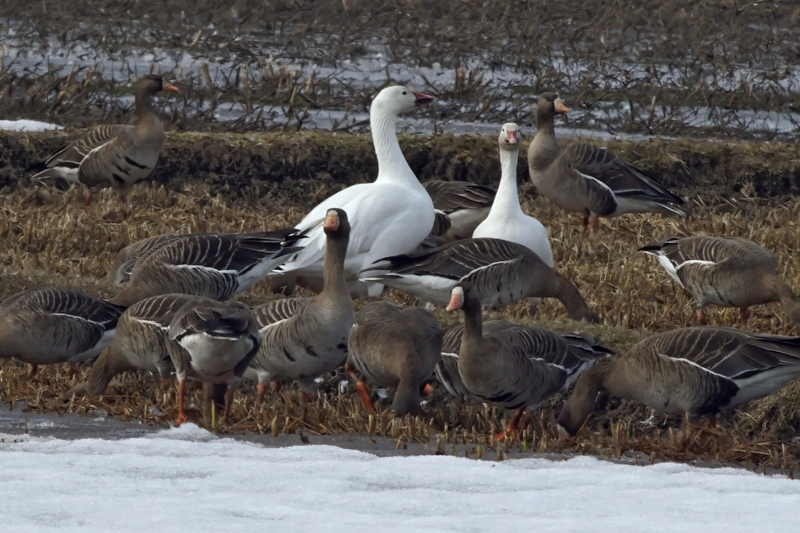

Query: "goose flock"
<box><xmin>4</xmin><ymin>79</ymin><xmax>800</xmax><ymax>442</ymax></box>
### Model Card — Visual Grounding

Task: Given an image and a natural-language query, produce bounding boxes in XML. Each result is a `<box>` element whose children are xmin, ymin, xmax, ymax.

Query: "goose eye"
<box><xmin>402</xmin><ymin>91</ymin><xmax>407</xmax><ymax>95</ymax></box>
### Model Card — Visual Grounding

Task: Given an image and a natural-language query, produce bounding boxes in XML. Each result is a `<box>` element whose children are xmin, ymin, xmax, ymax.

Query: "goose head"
<box><xmin>136</xmin><ymin>74</ymin><xmax>180</xmax><ymax>97</ymax></box>
<box><xmin>536</xmin><ymin>92</ymin><xmax>570</xmax><ymax>121</ymax></box>
<box><xmin>323</xmin><ymin>208</ymin><xmax>351</xmax><ymax>240</ymax></box>
<box><xmin>556</xmin><ymin>358</ymin><xmax>610</xmax><ymax>436</ymax></box>
<box><xmin>371</xmin><ymin>86</ymin><xmax>433</xmax><ymax>117</ymax></box>
<box><xmin>445</xmin><ymin>283</ymin><xmax>478</xmax><ymax>312</ymax></box>
<box><xmin>498</xmin><ymin>123</ymin><xmax>520</xmax><ymax>151</ymax></box>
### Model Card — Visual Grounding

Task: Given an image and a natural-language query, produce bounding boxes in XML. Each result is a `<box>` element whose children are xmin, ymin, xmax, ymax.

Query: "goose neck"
<box><xmin>134</xmin><ymin>90</ymin><xmax>157</xmax><ymax>123</ymax></box>
<box><xmin>490</xmin><ymin>148</ymin><xmax>523</xmax><ymax>217</ymax></box>
<box><xmin>371</xmin><ymin>108</ymin><xmax>417</xmax><ymax>186</ymax></box>
<box><xmin>320</xmin><ymin>234</ymin><xmax>350</xmax><ymax>300</ymax></box>
<box><xmin>460</xmin><ymin>295</ymin><xmax>484</xmax><ymax>348</ymax></box>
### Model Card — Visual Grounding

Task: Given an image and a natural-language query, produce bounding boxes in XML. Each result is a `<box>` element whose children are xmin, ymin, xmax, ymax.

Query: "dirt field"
<box><xmin>2</xmin><ymin>129</ymin><xmax>800</xmax><ymax>473</ymax></box>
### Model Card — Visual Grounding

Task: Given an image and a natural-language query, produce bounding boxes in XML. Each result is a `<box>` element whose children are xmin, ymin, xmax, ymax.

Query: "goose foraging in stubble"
<box><xmin>0</xmin><ymin>288</ymin><xmax>125</xmax><ymax>377</ymax></box>
<box><xmin>639</xmin><ymin>236</ymin><xmax>800</xmax><ymax>326</ymax></box>
<box><xmin>422</xmin><ymin>180</ymin><xmax>496</xmax><ymax>242</ymax></box>
<box><xmin>363</xmin><ymin>237</ymin><xmax>599</xmax><ymax>323</ymax></box>
<box><xmin>527</xmin><ymin>92</ymin><xmax>684</xmax><ymax>230</ymax></box>
<box><xmin>445</xmin><ymin>284</ymin><xmax>612</xmax><ymax>440</ymax></box>
<box><xmin>347</xmin><ymin>301</ymin><xmax>443</xmax><ymax>417</ymax></box>
<box><xmin>28</xmin><ymin>74</ymin><xmax>179</xmax><ymax>205</ymax></box>
<box><xmin>65</xmin><ymin>294</ymin><xmax>259</xmax><ymax>426</ymax></box>
<box><xmin>247</xmin><ymin>208</ymin><xmax>355</xmax><ymax>406</ymax></box>
<box><xmin>110</xmin><ymin>228</ymin><xmax>305</xmax><ymax>307</ymax></box>
<box><xmin>272</xmin><ymin>86</ymin><xmax>435</xmax><ymax>300</ymax></box>
<box><xmin>557</xmin><ymin>327</ymin><xmax>800</xmax><ymax>436</ymax></box>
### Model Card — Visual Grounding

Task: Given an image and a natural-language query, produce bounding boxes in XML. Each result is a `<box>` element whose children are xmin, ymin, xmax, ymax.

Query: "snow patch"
<box><xmin>0</xmin><ymin>119</ymin><xmax>63</xmax><ymax>132</ymax></box>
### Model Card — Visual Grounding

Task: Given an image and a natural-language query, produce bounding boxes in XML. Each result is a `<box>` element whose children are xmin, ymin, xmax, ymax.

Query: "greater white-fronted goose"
<box><xmin>110</xmin><ymin>228</ymin><xmax>305</xmax><ymax>306</ymax></box>
<box><xmin>445</xmin><ymin>284</ymin><xmax>611</xmax><ymax>440</ymax></box>
<box><xmin>527</xmin><ymin>92</ymin><xmax>684</xmax><ymax>229</ymax></box>
<box><xmin>435</xmin><ymin>324</ymin><xmax>611</xmax><ymax>406</ymax></box>
<box><xmin>105</xmin><ymin>233</ymin><xmax>185</xmax><ymax>286</ymax></box>
<box><xmin>247</xmin><ymin>208</ymin><xmax>355</xmax><ymax>405</ymax></box>
<box><xmin>346</xmin><ymin>301</ymin><xmax>443</xmax><ymax>416</ymax></box>
<box><xmin>28</xmin><ymin>75</ymin><xmax>179</xmax><ymax>205</ymax></box>
<box><xmin>273</xmin><ymin>86</ymin><xmax>435</xmax><ymax>300</ymax></box>
<box><xmin>639</xmin><ymin>236</ymin><xmax>800</xmax><ymax>325</ymax></box>
<box><xmin>557</xmin><ymin>327</ymin><xmax>800</xmax><ymax>435</ymax></box>
<box><xmin>422</xmin><ymin>179</ymin><xmax>496</xmax><ymax>241</ymax></box>
<box><xmin>67</xmin><ymin>293</ymin><xmax>259</xmax><ymax>425</ymax></box>
<box><xmin>0</xmin><ymin>288</ymin><xmax>125</xmax><ymax>377</ymax></box>
<box><xmin>168</xmin><ymin>298</ymin><xmax>260</xmax><ymax>425</ymax></box>
<box><xmin>363</xmin><ymin>237</ymin><xmax>599</xmax><ymax>323</ymax></box>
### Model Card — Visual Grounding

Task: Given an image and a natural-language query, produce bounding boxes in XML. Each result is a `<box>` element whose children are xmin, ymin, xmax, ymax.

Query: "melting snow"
<box><xmin>0</xmin><ymin>119</ymin><xmax>63</xmax><ymax>132</ymax></box>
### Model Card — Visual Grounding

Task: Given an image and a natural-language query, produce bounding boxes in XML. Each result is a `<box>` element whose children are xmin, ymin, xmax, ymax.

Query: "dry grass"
<box><xmin>2</xmin><ymin>135</ymin><xmax>800</xmax><ymax>472</ymax></box>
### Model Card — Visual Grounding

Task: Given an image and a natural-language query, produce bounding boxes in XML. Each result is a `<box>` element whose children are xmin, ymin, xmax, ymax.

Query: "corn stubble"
<box><xmin>1</xmin><ymin>177</ymin><xmax>799</xmax><ymax>473</ymax></box>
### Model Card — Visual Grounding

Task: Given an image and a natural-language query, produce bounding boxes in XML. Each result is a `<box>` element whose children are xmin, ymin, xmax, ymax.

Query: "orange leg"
<box><xmin>422</xmin><ymin>383</ymin><xmax>433</xmax><ymax>395</ymax></box>
<box><xmin>301</xmin><ymin>391</ymin><xmax>314</xmax><ymax>405</ymax></box>
<box><xmin>696</xmin><ymin>309</ymin><xmax>707</xmax><ymax>325</ymax></box>
<box><xmin>119</xmin><ymin>194</ymin><xmax>128</xmax><ymax>203</ymax></box>
<box><xmin>346</xmin><ymin>363</ymin><xmax>374</xmax><ymax>412</ymax></box>
<box><xmin>27</xmin><ymin>364</ymin><xmax>38</xmax><ymax>379</ymax></box>
<box><xmin>589</xmin><ymin>215</ymin><xmax>599</xmax><ymax>231</ymax></box>
<box><xmin>160</xmin><ymin>377</ymin><xmax>171</xmax><ymax>391</ymax></box>
<box><xmin>255</xmin><ymin>383</ymin><xmax>268</xmax><ymax>409</ymax></box>
<box><xmin>222</xmin><ymin>387</ymin><xmax>235</xmax><ymax>424</ymax></box>
<box><xmin>581</xmin><ymin>215</ymin><xmax>590</xmax><ymax>229</ymax></box>
<box><xmin>740</xmin><ymin>307</ymin><xmax>750</xmax><ymax>325</ymax></box>
<box><xmin>174</xmin><ymin>379</ymin><xmax>188</xmax><ymax>426</ymax></box>
<box><xmin>83</xmin><ymin>190</ymin><xmax>93</xmax><ymax>206</ymax></box>
<box><xmin>495</xmin><ymin>407</ymin><xmax>526</xmax><ymax>442</ymax></box>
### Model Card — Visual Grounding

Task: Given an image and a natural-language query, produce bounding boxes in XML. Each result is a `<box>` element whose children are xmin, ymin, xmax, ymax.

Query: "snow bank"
<box><xmin>0</xmin><ymin>119</ymin><xmax>63</xmax><ymax>132</ymax></box>
<box><xmin>1</xmin><ymin>424</ymin><xmax>797</xmax><ymax>532</ymax></box>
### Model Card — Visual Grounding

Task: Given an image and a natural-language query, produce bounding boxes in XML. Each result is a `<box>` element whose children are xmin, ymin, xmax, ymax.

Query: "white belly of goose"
<box><xmin>178</xmin><ymin>332</ymin><xmax>254</xmax><ymax>379</ymax></box>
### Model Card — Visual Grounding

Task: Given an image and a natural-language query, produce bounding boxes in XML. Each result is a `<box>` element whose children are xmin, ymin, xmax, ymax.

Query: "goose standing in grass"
<box><xmin>445</xmin><ymin>284</ymin><xmax>611</xmax><ymax>440</ymax></box>
<box><xmin>346</xmin><ymin>301</ymin><xmax>443</xmax><ymax>416</ymax></box>
<box><xmin>473</xmin><ymin>122</ymin><xmax>553</xmax><ymax>314</ymax></box>
<box><xmin>0</xmin><ymin>288</ymin><xmax>125</xmax><ymax>377</ymax></box>
<box><xmin>28</xmin><ymin>75</ymin><xmax>179</xmax><ymax>205</ymax></box>
<box><xmin>66</xmin><ymin>294</ymin><xmax>259</xmax><ymax>426</ymax></box>
<box><xmin>364</xmin><ymin>238</ymin><xmax>599</xmax><ymax>323</ymax></box>
<box><xmin>639</xmin><ymin>236</ymin><xmax>800</xmax><ymax>325</ymax></box>
<box><xmin>527</xmin><ymin>92</ymin><xmax>684</xmax><ymax>230</ymax></box>
<box><xmin>273</xmin><ymin>86</ymin><xmax>435</xmax><ymax>299</ymax></box>
<box><xmin>422</xmin><ymin>180</ymin><xmax>495</xmax><ymax>241</ymax></box>
<box><xmin>557</xmin><ymin>327</ymin><xmax>800</xmax><ymax>436</ymax></box>
<box><xmin>110</xmin><ymin>228</ymin><xmax>305</xmax><ymax>306</ymax></box>
<box><xmin>105</xmin><ymin>233</ymin><xmax>186</xmax><ymax>286</ymax></box>
<box><xmin>247</xmin><ymin>208</ymin><xmax>355</xmax><ymax>406</ymax></box>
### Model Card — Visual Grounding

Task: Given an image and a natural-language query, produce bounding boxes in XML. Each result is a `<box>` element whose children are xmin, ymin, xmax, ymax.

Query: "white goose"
<box><xmin>273</xmin><ymin>86</ymin><xmax>435</xmax><ymax>299</ymax></box>
<box><xmin>473</xmin><ymin>123</ymin><xmax>552</xmax><ymax>266</ymax></box>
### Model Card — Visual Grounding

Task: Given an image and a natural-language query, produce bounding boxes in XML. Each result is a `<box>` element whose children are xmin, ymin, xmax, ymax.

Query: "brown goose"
<box><xmin>446</xmin><ymin>284</ymin><xmax>611</xmax><ymax>440</ymax></box>
<box><xmin>0</xmin><ymin>288</ymin><xmax>125</xmax><ymax>377</ymax></box>
<box><xmin>167</xmin><ymin>298</ymin><xmax>260</xmax><ymax>425</ymax></box>
<box><xmin>247</xmin><ymin>208</ymin><xmax>355</xmax><ymax>405</ymax></box>
<box><xmin>28</xmin><ymin>75</ymin><xmax>179</xmax><ymax>205</ymax></box>
<box><xmin>557</xmin><ymin>327</ymin><xmax>800</xmax><ymax>435</ymax></box>
<box><xmin>363</xmin><ymin>238</ymin><xmax>599</xmax><ymax>323</ymax></box>
<box><xmin>106</xmin><ymin>233</ymin><xmax>185</xmax><ymax>286</ymax></box>
<box><xmin>435</xmin><ymin>324</ymin><xmax>611</xmax><ymax>406</ymax></box>
<box><xmin>422</xmin><ymin>180</ymin><xmax>496</xmax><ymax>241</ymax></box>
<box><xmin>639</xmin><ymin>236</ymin><xmax>800</xmax><ymax>325</ymax></box>
<box><xmin>346</xmin><ymin>301</ymin><xmax>443</xmax><ymax>416</ymax></box>
<box><xmin>66</xmin><ymin>294</ymin><xmax>259</xmax><ymax>425</ymax></box>
<box><xmin>110</xmin><ymin>228</ymin><xmax>305</xmax><ymax>306</ymax></box>
<box><xmin>527</xmin><ymin>92</ymin><xmax>684</xmax><ymax>229</ymax></box>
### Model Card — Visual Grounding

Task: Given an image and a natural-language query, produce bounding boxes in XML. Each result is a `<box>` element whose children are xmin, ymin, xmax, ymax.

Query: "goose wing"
<box><xmin>252</xmin><ymin>298</ymin><xmax>309</xmax><ymax>328</ymax></box>
<box><xmin>108</xmin><ymin>233</ymin><xmax>187</xmax><ymax>285</ymax></box>
<box><xmin>28</xmin><ymin>125</ymin><xmax>129</xmax><ymax>181</ymax></box>
<box><xmin>6</xmin><ymin>288</ymin><xmax>124</xmax><ymax>330</ymax></box>
<box><xmin>422</xmin><ymin>180</ymin><xmax>496</xmax><ymax>213</ymax></box>
<box><xmin>564</xmin><ymin>142</ymin><xmax>683</xmax><ymax>204</ymax></box>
